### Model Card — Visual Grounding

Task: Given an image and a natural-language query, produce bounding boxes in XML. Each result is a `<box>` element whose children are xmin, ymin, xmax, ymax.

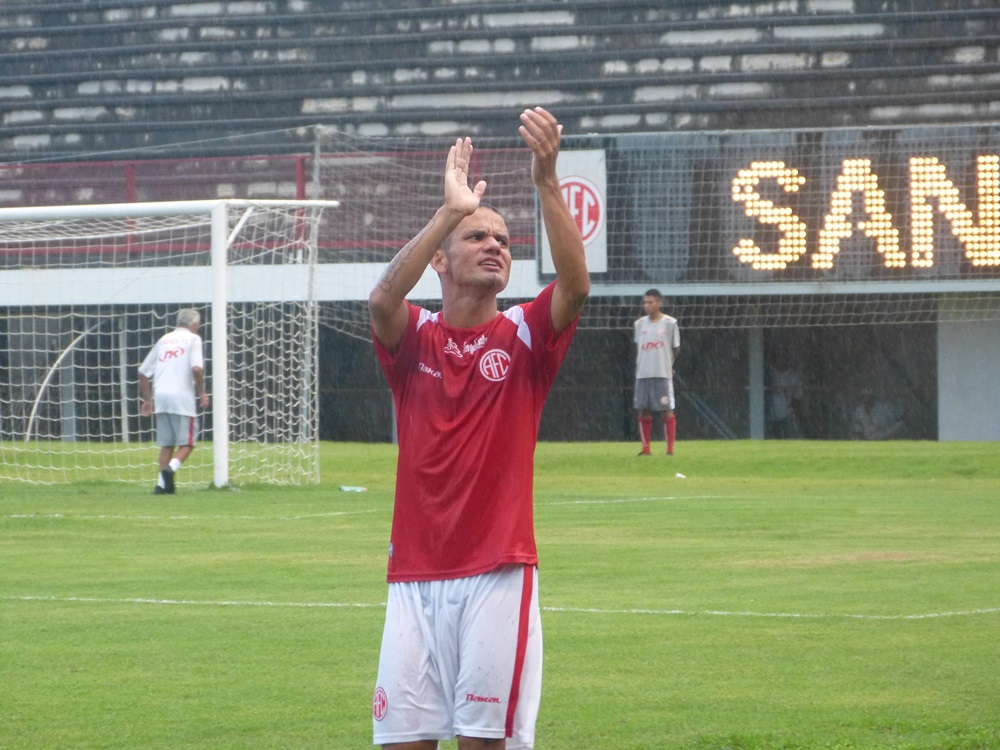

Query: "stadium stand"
<box><xmin>0</xmin><ymin>2</ymin><xmax>998</xmax><ymax>158</ymax></box>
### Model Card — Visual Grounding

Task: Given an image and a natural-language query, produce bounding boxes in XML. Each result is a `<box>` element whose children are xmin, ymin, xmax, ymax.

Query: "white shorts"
<box><xmin>372</xmin><ymin>565</ymin><xmax>542</xmax><ymax>749</ymax></box>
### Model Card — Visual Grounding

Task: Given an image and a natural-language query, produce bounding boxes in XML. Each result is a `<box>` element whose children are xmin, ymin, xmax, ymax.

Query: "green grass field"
<box><xmin>2</xmin><ymin>441</ymin><xmax>998</xmax><ymax>749</ymax></box>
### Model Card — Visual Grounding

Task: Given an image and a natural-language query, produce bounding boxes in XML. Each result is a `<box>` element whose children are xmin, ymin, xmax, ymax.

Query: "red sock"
<box><xmin>639</xmin><ymin>417</ymin><xmax>652</xmax><ymax>454</ymax></box>
<box><xmin>665</xmin><ymin>414</ymin><xmax>676</xmax><ymax>454</ymax></box>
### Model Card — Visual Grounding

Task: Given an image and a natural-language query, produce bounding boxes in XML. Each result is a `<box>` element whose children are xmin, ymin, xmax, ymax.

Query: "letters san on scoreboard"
<box><xmin>614</xmin><ymin>124</ymin><xmax>1000</xmax><ymax>285</ymax></box>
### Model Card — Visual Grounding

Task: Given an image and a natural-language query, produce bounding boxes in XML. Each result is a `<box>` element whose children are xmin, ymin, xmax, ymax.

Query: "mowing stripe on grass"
<box><xmin>6</xmin><ymin>595</ymin><xmax>998</xmax><ymax>620</ymax></box>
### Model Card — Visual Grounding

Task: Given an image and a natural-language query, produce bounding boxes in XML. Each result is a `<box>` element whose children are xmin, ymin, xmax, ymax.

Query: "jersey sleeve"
<box><xmin>372</xmin><ymin>302</ymin><xmax>421</xmax><ymax>388</ymax></box>
<box><xmin>521</xmin><ymin>281</ymin><xmax>579</xmax><ymax>382</ymax></box>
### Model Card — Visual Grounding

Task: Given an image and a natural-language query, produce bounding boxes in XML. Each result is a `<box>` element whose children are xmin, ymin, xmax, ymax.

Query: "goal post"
<box><xmin>0</xmin><ymin>199</ymin><xmax>339</xmax><ymax>487</ymax></box>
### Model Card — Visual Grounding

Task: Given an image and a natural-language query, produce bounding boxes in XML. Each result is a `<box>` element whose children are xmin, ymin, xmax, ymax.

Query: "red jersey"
<box><xmin>374</xmin><ymin>282</ymin><xmax>578</xmax><ymax>583</ymax></box>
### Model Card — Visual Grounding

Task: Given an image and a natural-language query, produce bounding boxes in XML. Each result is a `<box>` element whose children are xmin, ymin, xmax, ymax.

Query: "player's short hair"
<box><xmin>177</xmin><ymin>308</ymin><xmax>201</xmax><ymax>328</ymax></box>
<box><xmin>644</xmin><ymin>288</ymin><xmax>663</xmax><ymax>301</ymax></box>
<box><xmin>478</xmin><ymin>201</ymin><xmax>504</xmax><ymax>220</ymax></box>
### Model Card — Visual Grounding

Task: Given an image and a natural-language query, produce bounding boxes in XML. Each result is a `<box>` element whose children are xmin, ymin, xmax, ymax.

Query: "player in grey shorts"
<box><xmin>633</xmin><ymin>289</ymin><xmax>680</xmax><ymax>455</ymax></box>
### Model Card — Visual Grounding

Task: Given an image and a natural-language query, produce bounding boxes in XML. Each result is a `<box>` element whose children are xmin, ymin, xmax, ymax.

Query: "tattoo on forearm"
<box><xmin>377</xmin><ymin>217</ymin><xmax>437</xmax><ymax>292</ymax></box>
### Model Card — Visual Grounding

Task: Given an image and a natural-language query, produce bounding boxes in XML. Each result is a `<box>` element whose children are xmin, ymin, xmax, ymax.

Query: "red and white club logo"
<box><xmin>479</xmin><ymin>349</ymin><xmax>511</xmax><ymax>382</ymax></box>
<box><xmin>560</xmin><ymin>175</ymin><xmax>605</xmax><ymax>246</ymax></box>
<box><xmin>372</xmin><ymin>687</ymin><xmax>388</xmax><ymax>721</ymax></box>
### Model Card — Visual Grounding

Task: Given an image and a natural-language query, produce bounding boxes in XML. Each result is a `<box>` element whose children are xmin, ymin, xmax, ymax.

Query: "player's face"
<box><xmin>437</xmin><ymin>207</ymin><xmax>512</xmax><ymax>293</ymax></box>
<box><xmin>642</xmin><ymin>295</ymin><xmax>661</xmax><ymax>316</ymax></box>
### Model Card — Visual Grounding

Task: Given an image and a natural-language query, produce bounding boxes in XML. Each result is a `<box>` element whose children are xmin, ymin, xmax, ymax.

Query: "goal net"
<box><xmin>0</xmin><ymin>199</ymin><xmax>338</xmax><ymax>487</ymax></box>
<box><xmin>303</xmin><ymin>124</ymin><xmax>999</xmax><ymax>443</ymax></box>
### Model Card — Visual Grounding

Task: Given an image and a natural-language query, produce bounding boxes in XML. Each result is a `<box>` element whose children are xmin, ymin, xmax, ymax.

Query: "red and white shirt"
<box><xmin>374</xmin><ymin>282</ymin><xmax>578</xmax><ymax>583</ymax></box>
<box><xmin>633</xmin><ymin>314</ymin><xmax>680</xmax><ymax>380</ymax></box>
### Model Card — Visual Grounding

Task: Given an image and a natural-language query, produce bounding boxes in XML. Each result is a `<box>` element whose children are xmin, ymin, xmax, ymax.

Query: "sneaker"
<box><xmin>153</xmin><ymin>485</ymin><xmax>168</xmax><ymax>495</ymax></box>
<box><xmin>161</xmin><ymin>467</ymin><xmax>175</xmax><ymax>494</ymax></box>
<box><xmin>637</xmin><ymin>450</ymin><xmax>651</xmax><ymax>457</ymax></box>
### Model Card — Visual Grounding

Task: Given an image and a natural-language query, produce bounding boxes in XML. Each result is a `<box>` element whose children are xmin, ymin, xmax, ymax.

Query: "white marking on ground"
<box><xmin>543</xmin><ymin>606</ymin><xmax>1000</xmax><ymax>620</ymax></box>
<box><xmin>544</xmin><ymin>495</ymin><xmax>719</xmax><ymax>506</ymax></box>
<box><xmin>8</xmin><ymin>595</ymin><xmax>385</xmax><ymax>609</ymax></box>
<box><xmin>3</xmin><ymin>509</ymin><xmax>380</xmax><ymax>521</ymax></box>
<box><xmin>6</xmin><ymin>595</ymin><xmax>998</xmax><ymax>620</ymax></box>
<box><xmin>3</xmin><ymin>496</ymin><xmax>717</xmax><ymax>519</ymax></box>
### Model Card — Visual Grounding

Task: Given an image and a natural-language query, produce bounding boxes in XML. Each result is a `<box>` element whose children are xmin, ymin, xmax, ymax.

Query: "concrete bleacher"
<box><xmin>1</xmin><ymin>1</ymin><xmax>998</xmax><ymax>160</ymax></box>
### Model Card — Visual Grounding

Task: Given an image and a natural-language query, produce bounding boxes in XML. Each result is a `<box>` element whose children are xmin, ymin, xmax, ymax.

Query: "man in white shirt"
<box><xmin>138</xmin><ymin>308</ymin><xmax>210</xmax><ymax>494</ymax></box>
<box><xmin>633</xmin><ymin>289</ymin><xmax>681</xmax><ymax>455</ymax></box>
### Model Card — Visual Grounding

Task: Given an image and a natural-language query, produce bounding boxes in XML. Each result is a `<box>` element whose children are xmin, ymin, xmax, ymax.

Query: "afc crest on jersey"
<box><xmin>478</xmin><ymin>349</ymin><xmax>511</xmax><ymax>382</ymax></box>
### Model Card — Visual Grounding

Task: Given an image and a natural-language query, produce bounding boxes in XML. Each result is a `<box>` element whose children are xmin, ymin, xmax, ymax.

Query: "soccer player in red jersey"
<box><xmin>368</xmin><ymin>107</ymin><xmax>589</xmax><ymax>750</ymax></box>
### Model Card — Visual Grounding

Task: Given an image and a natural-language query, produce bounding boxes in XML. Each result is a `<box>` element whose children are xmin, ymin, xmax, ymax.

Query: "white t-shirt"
<box><xmin>139</xmin><ymin>327</ymin><xmax>205</xmax><ymax>416</ymax></box>
<box><xmin>633</xmin><ymin>314</ymin><xmax>680</xmax><ymax>379</ymax></box>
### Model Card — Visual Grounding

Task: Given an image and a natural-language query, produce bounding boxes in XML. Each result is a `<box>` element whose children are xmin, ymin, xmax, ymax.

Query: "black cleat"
<box><xmin>153</xmin><ymin>485</ymin><xmax>168</xmax><ymax>495</ymax></box>
<box><xmin>161</xmin><ymin>467</ymin><xmax>175</xmax><ymax>494</ymax></box>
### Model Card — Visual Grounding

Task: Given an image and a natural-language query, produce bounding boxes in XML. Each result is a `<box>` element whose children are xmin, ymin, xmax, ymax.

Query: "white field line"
<box><xmin>5</xmin><ymin>595</ymin><xmax>999</xmax><ymax>621</ymax></box>
<box><xmin>544</xmin><ymin>495</ymin><xmax>720</xmax><ymax>506</ymax></box>
<box><xmin>8</xmin><ymin>595</ymin><xmax>385</xmax><ymax>609</ymax></box>
<box><xmin>2</xmin><ymin>495</ymin><xmax>714</xmax><ymax>521</ymax></box>
<box><xmin>542</xmin><ymin>605</ymin><xmax>1000</xmax><ymax>620</ymax></box>
<box><xmin>5</xmin><ymin>497</ymin><xmax>995</xmax><ymax>621</ymax></box>
<box><xmin>2</xmin><ymin>509</ymin><xmax>381</xmax><ymax>521</ymax></box>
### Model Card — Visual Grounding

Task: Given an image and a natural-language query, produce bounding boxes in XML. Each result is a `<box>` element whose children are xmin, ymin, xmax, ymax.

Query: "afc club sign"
<box><xmin>561</xmin><ymin>176</ymin><xmax>605</xmax><ymax>246</ymax></box>
<box><xmin>541</xmin><ymin>149</ymin><xmax>608</xmax><ymax>274</ymax></box>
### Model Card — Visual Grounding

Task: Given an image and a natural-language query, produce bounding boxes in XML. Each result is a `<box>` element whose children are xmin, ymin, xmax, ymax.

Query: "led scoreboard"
<box><xmin>615</xmin><ymin>123</ymin><xmax>1000</xmax><ymax>287</ymax></box>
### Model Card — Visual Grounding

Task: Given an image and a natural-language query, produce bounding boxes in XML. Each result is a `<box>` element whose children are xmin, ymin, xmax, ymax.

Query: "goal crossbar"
<box><xmin>0</xmin><ymin>199</ymin><xmax>338</xmax><ymax>222</ymax></box>
<box><xmin>0</xmin><ymin>199</ymin><xmax>339</xmax><ymax>488</ymax></box>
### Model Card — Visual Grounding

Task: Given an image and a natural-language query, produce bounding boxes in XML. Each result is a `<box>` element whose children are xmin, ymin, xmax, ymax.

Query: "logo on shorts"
<box><xmin>478</xmin><ymin>349</ymin><xmax>511</xmax><ymax>382</ymax></box>
<box><xmin>466</xmin><ymin>692</ymin><xmax>503</xmax><ymax>704</ymax></box>
<box><xmin>372</xmin><ymin>686</ymin><xmax>388</xmax><ymax>721</ymax></box>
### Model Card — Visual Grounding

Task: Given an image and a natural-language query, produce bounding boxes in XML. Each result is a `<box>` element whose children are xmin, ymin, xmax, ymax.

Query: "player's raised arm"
<box><xmin>519</xmin><ymin>107</ymin><xmax>590</xmax><ymax>333</ymax></box>
<box><xmin>368</xmin><ymin>137</ymin><xmax>487</xmax><ymax>349</ymax></box>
